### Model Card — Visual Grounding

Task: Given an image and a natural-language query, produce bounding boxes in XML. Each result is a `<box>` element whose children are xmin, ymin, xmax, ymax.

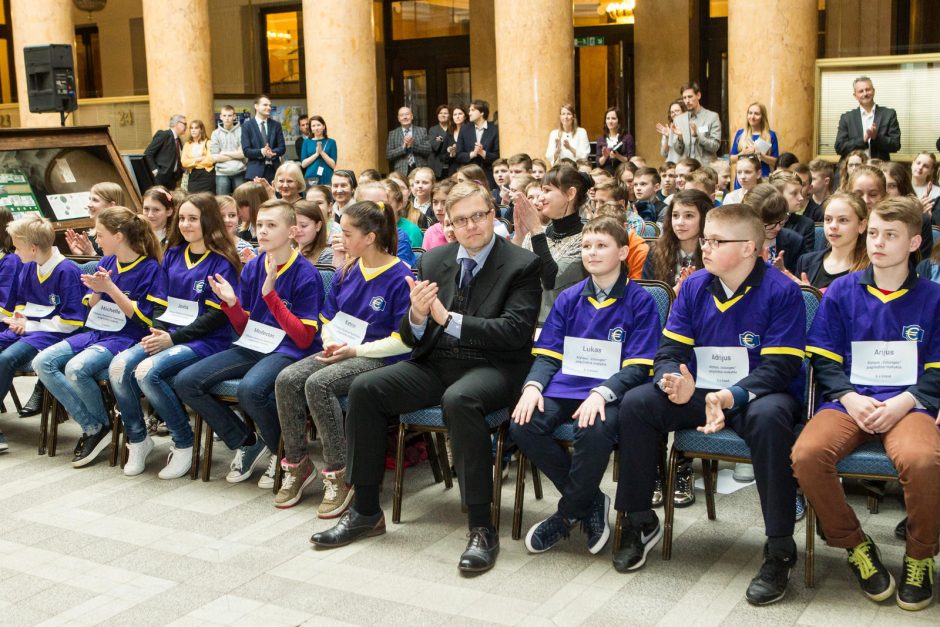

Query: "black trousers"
<box><xmin>615</xmin><ymin>383</ymin><xmax>800</xmax><ymax>538</ymax></box>
<box><xmin>346</xmin><ymin>356</ymin><xmax>514</xmax><ymax>506</ymax></box>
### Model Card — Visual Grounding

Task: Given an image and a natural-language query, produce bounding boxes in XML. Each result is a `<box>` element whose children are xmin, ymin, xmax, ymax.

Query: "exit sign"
<box><xmin>575</xmin><ymin>36</ymin><xmax>606</xmax><ymax>47</ymax></box>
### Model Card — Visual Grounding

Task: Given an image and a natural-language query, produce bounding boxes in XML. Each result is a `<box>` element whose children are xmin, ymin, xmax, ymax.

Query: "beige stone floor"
<box><xmin>0</xmin><ymin>377</ymin><xmax>936</xmax><ymax>626</ymax></box>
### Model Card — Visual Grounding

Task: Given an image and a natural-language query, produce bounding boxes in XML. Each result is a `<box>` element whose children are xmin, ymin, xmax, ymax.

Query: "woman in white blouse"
<box><xmin>546</xmin><ymin>104</ymin><xmax>590</xmax><ymax>165</ymax></box>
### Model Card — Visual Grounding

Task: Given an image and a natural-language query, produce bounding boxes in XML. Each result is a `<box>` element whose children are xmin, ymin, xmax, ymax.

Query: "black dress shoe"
<box><xmin>458</xmin><ymin>527</ymin><xmax>499</xmax><ymax>573</ymax></box>
<box><xmin>71</xmin><ymin>426</ymin><xmax>111</xmax><ymax>468</ymax></box>
<box><xmin>894</xmin><ymin>517</ymin><xmax>907</xmax><ymax>540</ymax></box>
<box><xmin>18</xmin><ymin>382</ymin><xmax>44</xmax><ymax>417</ymax></box>
<box><xmin>309</xmin><ymin>509</ymin><xmax>385</xmax><ymax>548</ymax></box>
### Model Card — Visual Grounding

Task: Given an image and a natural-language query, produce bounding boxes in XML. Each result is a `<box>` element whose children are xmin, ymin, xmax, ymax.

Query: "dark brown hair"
<box><xmin>168</xmin><ymin>193</ymin><xmax>241</xmax><ymax>272</ymax></box>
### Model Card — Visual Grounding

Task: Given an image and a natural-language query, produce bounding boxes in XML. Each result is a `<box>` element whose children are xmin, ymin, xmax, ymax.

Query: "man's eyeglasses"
<box><xmin>763</xmin><ymin>218</ymin><xmax>786</xmax><ymax>230</ymax></box>
<box><xmin>451</xmin><ymin>209</ymin><xmax>493</xmax><ymax>229</ymax></box>
<box><xmin>699</xmin><ymin>238</ymin><xmax>749</xmax><ymax>249</ymax></box>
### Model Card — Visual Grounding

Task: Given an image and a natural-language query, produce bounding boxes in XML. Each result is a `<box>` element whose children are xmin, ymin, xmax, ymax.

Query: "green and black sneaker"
<box><xmin>846</xmin><ymin>536</ymin><xmax>895</xmax><ymax>603</ymax></box>
<box><xmin>897</xmin><ymin>555</ymin><xmax>935</xmax><ymax>611</ymax></box>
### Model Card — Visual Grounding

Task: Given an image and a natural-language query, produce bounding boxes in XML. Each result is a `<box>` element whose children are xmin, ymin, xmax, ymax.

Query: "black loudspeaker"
<box><xmin>24</xmin><ymin>44</ymin><xmax>77</xmax><ymax>114</ymax></box>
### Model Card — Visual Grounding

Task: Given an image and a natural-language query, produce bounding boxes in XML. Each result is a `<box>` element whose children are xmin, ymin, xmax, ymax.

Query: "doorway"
<box><xmin>573</xmin><ymin>24</ymin><xmax>634</xmax><ymax>143</ymax></box>
<box><xmin>386</xmin><ymin>37</ymin><xmax>471</xmax><ymax>131</ymax></box>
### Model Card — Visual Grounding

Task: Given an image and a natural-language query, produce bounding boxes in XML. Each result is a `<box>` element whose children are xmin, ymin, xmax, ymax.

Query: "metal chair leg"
<box><xmin>273</xmin><ymin>437</ymin><xmax>285</xmax><ymax>494</ymax></box>
<box><xmin>190</xmin><ymin>414</ymin><xmax>202</xmax><ymax>480</ymax></box>
<box><xmin>434</xmin><ymin>431</ymin><xmax>452</xmax><ymax>489</ymax></box>
<box><xmin>50</xmin><ymin>399</ymin><xmax>64</xmax><ymax>457</ymax></box>
<box><xmin>805</xmin><ymin>501</ymin><xmax>816</xmax><ymax>588</ymax></box>
<box><xmin>201</xmin><ymin>422</ymin><xmax>213</xmax><ymax>482</ymax></box>
<box><xmin>38</xmin><ymin>389</ymin><xmax>50</xmax><ymax>455</ymax></box>
<box><xmin>531</xmin><ymin>461</ymin><xmax>543</xmax><ymax>499</ymax></box>
<box><xmin>662</xmin><ymin>446</ymin><xmax>680</xmax><ymax>560</ymax></box>
<box><xmin>613</xmin><ymin>510</ymin><xmax>624</xmax><ymax>551</ymax></box>
<box><xmin>702</xmin><ymin>459</ymin><xmax>717</xmax><ymax>521</ymax></box>
<box><xmin>392</xmin><ymin>423</ymin><xmax>408</xmax><ymax>524</ymax></box>
<box><xmin>424</xmin><ymin>432</ymin><xmax>443</xmax><ymax>484</ymax></box>
<box><xmin>512</xmin><ymin>452</ymin><xmax>528</xmax><ymax>540</ymax></box>
<box><xmin>492</xmin><ymin>424</ymin><xmax>506</xmax><ymax>531</ymax></box>
<box><xmin>9</xmin><ymin>385</ymin><xmax>22</xmax><ymax>413</ymax></box>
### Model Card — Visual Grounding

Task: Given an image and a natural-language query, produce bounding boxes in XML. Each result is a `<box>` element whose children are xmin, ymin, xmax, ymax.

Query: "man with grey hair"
<box><xmin>144</xmin><ymin>113</ymin><xmax>187</xmax><ymax>189</ymax></box>
<box><xmin>386</xmin><ymin>106</ymin><xmax>430</xmax><ymax>176</ymax></box>
<box><xmin>834</xmin><ymin>76</ymin><xmax>901</xmax><ymax>160</ymax></box>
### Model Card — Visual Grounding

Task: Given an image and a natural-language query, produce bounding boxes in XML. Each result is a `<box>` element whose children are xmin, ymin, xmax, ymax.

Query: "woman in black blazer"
<box><xmin>595</xmin><ymin>107</ymin><xmax>635</xmax><ymax>174</ymax></box>
<box><xmin>428</xmin><ymin>105</ymin><xmax>452</xmax><ymax>179</ymax></box>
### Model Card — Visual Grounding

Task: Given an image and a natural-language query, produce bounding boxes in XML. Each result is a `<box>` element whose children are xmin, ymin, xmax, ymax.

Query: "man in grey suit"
<box><xmin>386</xmin><ymin>106</ymin><xmax>431</xmax><ymax>175</ymax></box>
<box><xmin>834</xmin><ymin>76</ymin><xmax>901</xmax><ymax>161</ymax></box>
<box><xmin>681</xmin><ymin>82</ymin><xmax>722</xmax><ymax>165</ymax></box>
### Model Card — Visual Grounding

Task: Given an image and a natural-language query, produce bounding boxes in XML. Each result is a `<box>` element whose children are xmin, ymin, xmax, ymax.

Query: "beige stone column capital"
<box><xmin>10</xmin><ymin>0</ymin><xmax>75</xmax><ymax>128</ymax></box>
<box><xmin>303</xmin><ymin>0</ymin><xmax>379</xmax><ymax>176</ymax></box>
<box><xmin>141</xmin><ymin>0</ymin><xmax>214</xmax><ymax>138</ymax></box>
<box><xmin>494</xmin><ymin>0</ymin><xmax>573</xmax><ymax>159</ymax></box>
<box><xmin>729</xmin><ymin>0</ymin><xmax>817</xmax><ymax>161</ymax></box>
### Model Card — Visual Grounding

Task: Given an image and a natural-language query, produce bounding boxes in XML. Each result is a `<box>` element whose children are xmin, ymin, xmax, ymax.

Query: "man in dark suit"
<box><xmin>834</xmin><ymin>77</ymin><xmax>901</xmax><ymax>161</ymax></box>
<box><xmin>456</xmin><ymin>99</ymin><xmax>500</xmax><ymax>188</ymax></box>
<box><xmin>143</xmin><ymin>114</ymin><xmax>187</xmax><ymax>189</ymax></box>
<box><xmin>241</xmin><ymin>95</ymin><xmax>286</xmax><ymax>182</ymax></box>
<box><xmin>386</xmin><ymin>106</ymin><xmax>431</xmax><ymax>176</ymax></box>
<box><xmin>311</xmin><ymin>182</ymin><xmax>542</xmax><ymax>574</ymax></box>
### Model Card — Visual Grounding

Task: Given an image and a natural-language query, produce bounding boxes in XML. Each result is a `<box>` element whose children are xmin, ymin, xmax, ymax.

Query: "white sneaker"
<box><xmin>158</xmin><ymin>446</ymin><xmax>193</xmax><ymax>480</ymax></box>
<box><xmin>123</xmin><ymin>436</ymin><xmax>154</xmax><ymax>476</ymax></box>
<box><xmin>257</xmin><ymin>454</ymin><xmax>278</xmax><ymax>489</ymax></box>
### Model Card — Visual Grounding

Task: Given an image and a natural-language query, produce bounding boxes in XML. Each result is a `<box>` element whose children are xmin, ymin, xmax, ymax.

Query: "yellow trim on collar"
<box><xmin>266</xmin><ymin>249</ymin><xmax>299</xmax><ymax>278</ymax></box>
<box><xmin>532</xmin><ymin>347</ymin><xmax>564</xmax><ymax>360</ymax></box>
<box><xmin>806</xmin><ymin>345</ymin><xmax>844</xmax><ymax>364</ymax></box>
<box><xmin>587</xmin><ymin>297</ymin><xmax>617</xmax><ymax>309</ymax></box>
<box><xmin>712</xmin><ymin>286</ymin><xmax>751</xmax><ymax>313</ymax></box>
<box><xmin>865</xmin><ymin>285</ymin><xmax>908</xmax><ymax>304</ymax></box>
<box><xmin>663</xmin><ymin>328</ymin><xmax>695</xmax><ymax>345</ymax></box>
<box><xmin>184</xmin><ymin>245</ymin><xmax>211</xmax><ymax>269</ymax></box>
<box><xmin>761</xmin><ymin>346</ymin><xmax>805</xmax><ymax>358</ymax></box>
<box><xmin>360</xmin><ymin>258</ymin><xmax>401</xmax><ymax>281</ymax></box>
<box><xmin>37</xmin><ymin>256</ymin><xmax>66</xmax><ymax>284</ymax></box>
<box><xmin>117</xmin><ymin>256</ymin><xmax>146</xmax><ymax>273</ymax></box>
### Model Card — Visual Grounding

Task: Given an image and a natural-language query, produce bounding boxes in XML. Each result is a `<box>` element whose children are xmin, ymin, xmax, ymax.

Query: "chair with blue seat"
<box><xmin>392</xmin><ymin>405</ymin><xmax>511</xmax><ymax>530</ymax></box>
<box><xmin>411</xmin><ymin>248</ymin><xmax>425</xmax><ymax>267</ymax></box>
<box><xmin>932</xmin><ymin>224</ymin><xmax>940</xmax><ymax>246</ymax></box>
<box><xmin>651</xmin><ymin>285</ymin><xmax>822</xmax><ymax>559</ymax></box>
<box><xmin>640</xmin><ymin>222</ymin><xmax>661</xmax><ymax>238</ymax></box>
<box><xmin>46</xmin><ymin>367</ymin><xmax>123</xmax><ymax>467</ymax></box>
<box><xmin>814</xmin><ymin>223</ymin><xmax>827</xmax><ymax>251</ymax></box>
<box><xmin>510</xmin><ymin>280</ymin><xmax>676</xmax><ymax>540</ymax></box>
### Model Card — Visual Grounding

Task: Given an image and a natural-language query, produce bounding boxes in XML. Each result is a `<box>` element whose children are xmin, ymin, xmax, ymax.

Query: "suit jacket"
<box><xmin>456</xmin><ymin>123</ymin><xmax>500</xmax><ymax>187</ymax></box>
<box><xmin>399</xmin><ymin>236</ymin><xmax>541</xmax><ymax>384</ymax></box>
<box><xmin>785</xmin><ymin>212</ymin><xmax>815</xmax><ymax>257</ymax></box>
<box><xmin>427</xmin><ymin>124</ymin><xmax>451</xmax><ymax>178</ymax></box>
<box><xmin>595</xmin><ymin>132</ymin><xmax>635</xmax><ymax>173</ymax></box>
<box><xmin>242</xmin><ymin>117</ymin><xmax>286</xmax><ymax>181</ymax></box>
<box><xmin>687</xmin><ymin>107</ymin><xmax>722</xmax><ymax>164</ymax></box>
<box><xmin>143</xmin><ymin>129</ymin><xmax>181</xmax><ymax>189</ymax></box>
<box><xmin>776</xmin><ymin>227</ymin><xmax>803</xmax><ymax>274</ymax></box>
<box><xmin>386</xmin><ymin>125</ymin><xmax>431</xmax><ymax>176</ymax></box>
<box><xmin>834</xmin><ymin>105</ymin><xmax>901</xmax><ymax>160</ymax></box>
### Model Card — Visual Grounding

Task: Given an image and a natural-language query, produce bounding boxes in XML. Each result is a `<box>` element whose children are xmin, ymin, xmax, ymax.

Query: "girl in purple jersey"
<box><xmin>274</xmin><ymin>200</ymin><xmax>411</xmax><ymax>515</ymax></box>
<box><xmin>109</xmin><ymin>193</ymin><xmax>242</xmax><ymax>479</ymax></box>
<box><xmin>34</xmin><ymin>207</ymin><xmax>165</xmax><ymax>468</ymax></box>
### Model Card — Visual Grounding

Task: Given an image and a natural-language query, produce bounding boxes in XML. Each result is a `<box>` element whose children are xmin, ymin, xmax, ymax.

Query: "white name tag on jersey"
<box><xmin>850</xmin><ymin>341</ymin><xmax>917</xmax><ymax>386</ymax></box>
<box><xmin>693</xmin><ymin>346</ymin><xmax>750</xmax><ymax>389</ymax></box>
<box><xmin>234</xmin><ymin>320</ymin><xmax>286</xmax><ymax>354</ymax></box>
<box><xmin>328</xmin><ymin>312</ymin><xmax>368</xmax><ymax>347</ymax></box>
<box><xmin>85</xmin><ymin>300</ymin><xmax>127</xmax><ymax>331</ymax></box>
<box><xmin>157</xmin><ymin>297</ymin><xmax>199</xmax><ymax>326</ymax></box>
<box><xmin>562</xmin><ymin>337</ymin><xmax>620</xmax><ymax>379</ymax></box>
<box><xmin>22</xmin><ymin>302</ymin><xmax>55</xmax><ymax>318</ymax></box>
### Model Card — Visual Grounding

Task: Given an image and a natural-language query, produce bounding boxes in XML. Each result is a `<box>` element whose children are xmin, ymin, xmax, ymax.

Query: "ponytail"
<box><xmin>542</xmin><ymin>164</ymin><xmax>593</xmax><ymax>214</ymax></box>
<box><xmin>343</xmin><ymin>200</ymin><xmax>399</xmax><ymax>257</ymax></box>
<box><xmin>96</xmin><ymin>206</ymin><xmax>164</xmax><ymax>263</ymax></box>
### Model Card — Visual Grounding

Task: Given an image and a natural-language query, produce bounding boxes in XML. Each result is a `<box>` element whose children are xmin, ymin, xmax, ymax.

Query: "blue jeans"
<box><xmin>33</xmin><ymin>341</ymin><xmax>114</xmax><ymax>435</ymax></box>
<box><xmin>0</xmin><ymin>339</ymin><xmax>39</xmax><ymax>400</ymax></box>
<box><xmin>175</xmin><ymin>346</ymin><xmax>293</xmax><ymax>451</ymax></box>
<box><xmin>109</xmin><ymin>344</ymin><xmax>199</xmax><ymax>448</ymax></box>
<box><xmin>215</xmin><ymin>172</ymin><xmax>245</xmax><ymax>195</ymax></box>
<box><xmin>509</xmin><ymin>396</ymin><xmax>620</xmax><ymax>520</ymax></box>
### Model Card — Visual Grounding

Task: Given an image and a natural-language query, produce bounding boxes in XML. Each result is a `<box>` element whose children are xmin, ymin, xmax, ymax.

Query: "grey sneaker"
<box><xmin>257</xmin><ymin>454</ymin><xmax>278</xmax><ymax>489</ymax></box>
<box><xmin>733</xmin><ymin>463</ymin><xmax>755</xmax><ymax>483</ymax></box>
<box><xmin>274</xmin><ymin>457</ymin><xmax>316</xmax><ymax>509</ymax></box>
<box><xmin>225</xmin><ymin>439</ymin><xmax>269</xmax><ymax>484</ymax></box>
<box><xmin>318</xmin><ymin>467</ymin><xmax>354</xmax><ymax>519</ymax></box>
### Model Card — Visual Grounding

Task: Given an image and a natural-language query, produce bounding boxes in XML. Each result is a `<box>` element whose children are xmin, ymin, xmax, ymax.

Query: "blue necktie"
<box><xmin>459</xmin><ymin>258</ymin><xmax>477</xmax><ymax>289</ymax></box>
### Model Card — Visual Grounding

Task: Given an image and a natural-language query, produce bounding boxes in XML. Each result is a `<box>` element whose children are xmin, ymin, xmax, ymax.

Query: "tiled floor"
<box><xmin>0</xmin><ymin>378</ymin><xmax>936</xmax><ymax>626</ymax></box>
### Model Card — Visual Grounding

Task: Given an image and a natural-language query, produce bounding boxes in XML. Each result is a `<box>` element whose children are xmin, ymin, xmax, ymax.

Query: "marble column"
<box><xmin>469</xmin><ymin>0</ymin><xmax>497</xmax><ymax>113</ymax></box>
<box><xmin>729</xmin><ymin>0</ymin><xmax>817</xmax><ymax>161</ymax></box>
<box><xmin>494</xmin><ymin>0</ymin><xmax>573</xmax><ymax>159</ymax></box>
<box><xmin>303</xmin><ymin>0</ymin><xmax>379</xmax><ymax>175</ymax></box>
<box><xmin>10</xmin><ymin>0</ymin><xmax>74</xmax><ymax>127</ymax></box>
<box><xmin>141</xmin><ymin>0</ymin><xmax>214</xmax><ymax>138</ymax></box>
<box><xmin>634</xmin><ymin>0</ymin><xmax>690</xmax><ymax>166</ymax></box>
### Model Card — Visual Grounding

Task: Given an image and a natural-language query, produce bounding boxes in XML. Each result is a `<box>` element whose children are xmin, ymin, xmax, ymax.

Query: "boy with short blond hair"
<box><xmin>794</xmin><ymin>196</ymin><xmax>940</xmax><ymax>611</ymax></box>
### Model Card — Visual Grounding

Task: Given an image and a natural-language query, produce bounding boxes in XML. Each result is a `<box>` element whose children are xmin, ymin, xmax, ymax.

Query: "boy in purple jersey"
<box><xmin>794</xmin><ymin>196</ymin><xmax>940</xmax><ymax>611</ymax></box>
<box><xmin>612</xmin><ymin>204</ymin><xmax>806</xmax><ymax>606</ymax></box>
<box><xmin>176</xmin><ymin>199</ymin><xmax>323</xmax><ymax>487</ymax></box>
<box><xmin>510</xmin><ymin>217</ymin><xmax>660</xmax><ymax>555</ymax></box>
<box><xmin>0</xmin><ymin>217</ymin><xmax>81</xmax><ymax>451</ymax></box>
<box><xmin>109</xmin><ymin>194</ymin><xmax>242</xmax><ymax>479</ymax></box>
<box><xmin>34</xmin><ymin>208</ymin><xmax>166</xmax><ymax>468</ymax></box>
<box><xmin>0</xmin><ymin>208</ymin><xmax>20</xmax><ymax>321</ymax></box>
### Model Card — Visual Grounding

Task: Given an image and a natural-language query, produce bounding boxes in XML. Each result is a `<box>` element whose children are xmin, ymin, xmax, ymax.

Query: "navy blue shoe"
<box><xmin>525</xmin><ymin>511</ymin><xmax>573</xmax><ymax>553</ymax></box>
<box><xmin>795</xmin><ymin>494</ymin><xmax>806</xmax><ymax>522</ymax></box>
<box><xmin>583</xmin><ymin>492</ymin><xmax>611</xmax><ymax>554</ymax></box>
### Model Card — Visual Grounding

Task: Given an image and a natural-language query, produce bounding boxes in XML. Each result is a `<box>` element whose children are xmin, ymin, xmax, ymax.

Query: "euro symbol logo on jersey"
<box><xmin>739</xmin><ymin>331</ymin><xmax>761</xmax><ymax>348</ymax></box>
<box><xmin>370</xmin><ymin>296</ymin><xmax>387</xmax><ymax>312</ymax></box>
<box><xmin>193</xmin><ymin>280</ymin><xmax>206</xmax><ymax>294</ymax></box>
<box><xmin>608</xmin><ymin>327</ymin><xmax>625</xmax><ymax>342</ymax></box>
<box><xmin>902</xmin><ymin>325</ymin><xmax>924</xmax><ymax>342</ymax></box>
